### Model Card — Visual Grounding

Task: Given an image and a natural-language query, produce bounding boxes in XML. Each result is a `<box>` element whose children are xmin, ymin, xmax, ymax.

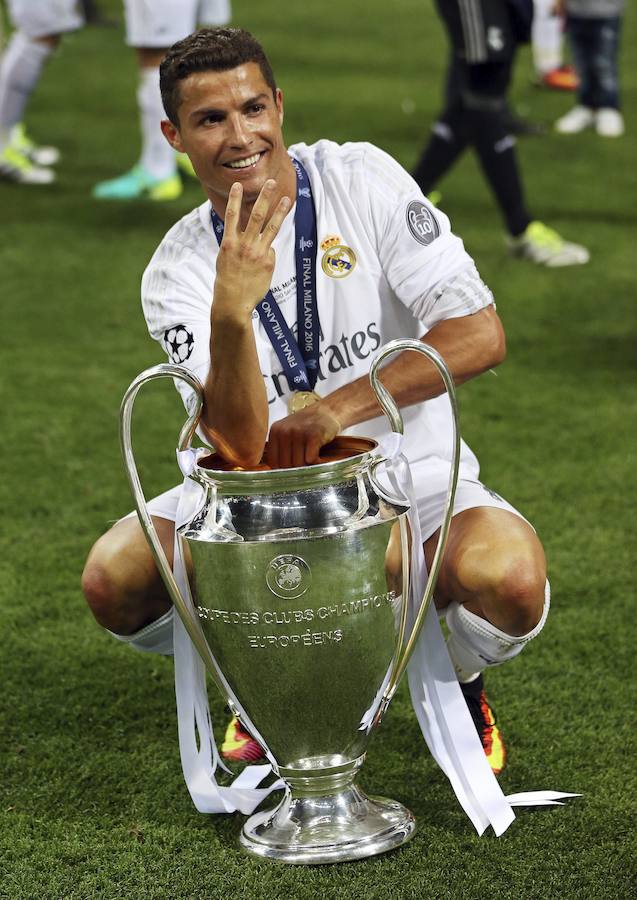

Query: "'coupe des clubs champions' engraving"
<box><xmin>196</xmin><ymin>590</ymin><xmax>398</xmax><ymax>623</ymax></box>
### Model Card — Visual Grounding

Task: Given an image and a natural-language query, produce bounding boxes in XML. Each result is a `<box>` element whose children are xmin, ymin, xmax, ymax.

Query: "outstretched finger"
<box><xmin>243</xmin><ymin>179</ymin><xmax>277</xmax><ymax>240</ymax></box>
<box><xmin>262</xmin><ymin>195</ymin><xmax>292</xmax><ymax>248</ymax></box>
<box><xmin>223</xmin><ymin>182</ymin><xmax>243</xmax><ymax>237</ymax></box>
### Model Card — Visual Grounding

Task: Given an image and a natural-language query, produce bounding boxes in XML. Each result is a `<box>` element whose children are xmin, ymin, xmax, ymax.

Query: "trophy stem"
<box><xmin>240</xmin><ymin>760</ymin><xmax>416</xmax><ymax>864</ymax></box>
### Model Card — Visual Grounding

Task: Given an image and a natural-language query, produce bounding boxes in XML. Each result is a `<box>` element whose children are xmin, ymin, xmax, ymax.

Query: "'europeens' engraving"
<box><xmin>247</xmin><ymin>630</ymin><xmax>343</xmax><ymax>649</ymax></box>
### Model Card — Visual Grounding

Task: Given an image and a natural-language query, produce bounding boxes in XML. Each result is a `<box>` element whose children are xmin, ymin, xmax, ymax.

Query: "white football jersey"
<box><xmin>142</xmin><ymin>141</ymin><xmax>495</xmax><ymax>471</ymax></box>
<box><xmin>124</xmin><ymin>0</ymin><xmax>231</xmax><ymax>47</ymax></box>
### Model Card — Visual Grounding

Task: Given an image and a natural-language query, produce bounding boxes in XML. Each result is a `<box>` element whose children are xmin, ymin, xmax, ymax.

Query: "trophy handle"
<box><xmin>119</xmin><ymin>363</ymin><xmax>231</xmax><ymax>692</ymax></box>
<box><xmin>369</xmin><ymin>339</ymin><xmax>461</xmax><ymax>707</ymax></box>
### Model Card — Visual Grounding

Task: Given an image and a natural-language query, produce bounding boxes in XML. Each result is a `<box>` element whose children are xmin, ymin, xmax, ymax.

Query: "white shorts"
<box><xmin>7</xmin><ymin>0</ymin><xmax>84</xmax><ymax>38</ymax></box>
<box><xmin>113</xmin><ymin>459</ymin><xmax>526</xmax><ymax>655</ymax></box>
<box><xmin>124</xmin><ymin>0</ymin><xmax>231</xmax><ymax>48</ymax></box>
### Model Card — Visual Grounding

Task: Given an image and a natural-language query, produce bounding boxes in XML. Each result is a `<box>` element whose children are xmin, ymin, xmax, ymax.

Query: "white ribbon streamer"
<box><xmin>378</xmin><ymin>437</ymin><xmax>578</xmax><ymax>835</ymax></box>
<box><xmin>172</xmin><ymin>449</ymin><xmax>284</xmax><ymax>814</ymax></box>
<box><xmin>169</xmin><ymin>442</ymin><xmax>578</xmax><ymax>830</ymax></box>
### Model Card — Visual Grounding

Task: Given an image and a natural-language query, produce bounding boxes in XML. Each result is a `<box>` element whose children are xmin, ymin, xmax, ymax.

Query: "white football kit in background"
<box><xmin>0</xmin><ymin>1</ymin><xmax>83</xmax><ymax>152</ymax></box>
<box><xmin>6</xmin><ymin>0</ymin><xmax>84</xmax><ymax>38</ymax></box>
<box><xmin>124</xmin><ymin>0</ymin><xmax>231</xmax><ymax>47</ymax></box>
<box><xmin>532</xmin><ymin>0</ymin><xmax>563</xmax><ymax>75</ymax></box>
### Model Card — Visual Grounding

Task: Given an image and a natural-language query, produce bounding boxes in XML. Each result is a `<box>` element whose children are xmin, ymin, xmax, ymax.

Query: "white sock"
<box><xmin>446</xmin><ymin>582</ymin><xmax>551</xmax><ymax>682</ymax></box>
<box><xmin>0</xmin><ymin>32</ymin><xmax>52</xmax><ymax>148</ymax></box>
<box><xmin>108</xmin><ymin>607</ymin><xmax>174</xmax><ymax>656</ymax></box>
<box><xmin>137</xmin><ymin>67</ymin><xmax>175</xmax><ymax>180</ymax></box>
<box><xmin>532</xmin><ymin>0</ymin><xmax>563</xmax><ymax>75</ymax></box>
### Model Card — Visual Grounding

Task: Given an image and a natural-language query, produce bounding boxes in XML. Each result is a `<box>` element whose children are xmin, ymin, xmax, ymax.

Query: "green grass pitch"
<box><xmin>1</xmin><ymin>0</ymin><xmax>635</xmax><ymax>897</ymax></box>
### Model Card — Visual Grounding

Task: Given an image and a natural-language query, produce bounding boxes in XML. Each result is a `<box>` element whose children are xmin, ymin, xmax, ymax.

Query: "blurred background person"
<box><xmin>0</xmin><ymin>0</ymin><xmax>84</xmax><ymax>184</ymax></box>
<box><xmin>532</xmin><ymin>0</ymin><xmax>579</xmax><ymax>90</ymax></box>
<box><xmin>93</xmin><ymin>0</ymin><xmax>231</xmax><ymax>201</ymax></box>
<box><xmin>554</xmin><ymin>0</ymin><xmax>624</xmax><ymax>136</ymax></box>
<box><xmin>411</xmin><ymin>0</ymin><xmax>589</xmax><ymax>267</ymax></box>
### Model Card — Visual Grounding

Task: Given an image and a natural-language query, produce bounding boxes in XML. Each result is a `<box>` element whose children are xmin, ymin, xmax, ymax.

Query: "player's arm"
<box><xmin>198</xmin><ymin>180</ymin><xmax>290</xmax><ymax>467</ymax></box>
<box><xmin>322</xmin><ymin>303</ymin><xmax>505</xmax><ymax>425</ymax></box>
<box><xmin>265</xmin><ymin>303</ymin><xmax>505</xmax><ymax>468</ymax></box>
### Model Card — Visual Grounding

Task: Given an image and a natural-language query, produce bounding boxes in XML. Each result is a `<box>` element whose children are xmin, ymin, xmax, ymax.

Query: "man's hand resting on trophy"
<box><xmin>266</xmin><ymin>403</ymin><xmax>342</xmax><ymax>469</ymax></box>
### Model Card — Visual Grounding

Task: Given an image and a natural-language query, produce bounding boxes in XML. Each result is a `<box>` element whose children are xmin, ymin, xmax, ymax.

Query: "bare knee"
<box><xmin>81</xmin><ymin>517</ymin><xmax>173</xmax><ymax>635</ymax></box>
<box><xmin>36</xmin><ymin>35</ymin><xmax>61</xmax><ymax>50</ymax></box>
<box><xmin>488</xmin><ymin>558</ymin><xmax>546</xmax><ymax>634</ymax></box>
<box><xmin>135</xmin><ymin>47</ymin><xmax>169</xmax><ymax>68</ymax></box>
<box><xmin>81</xmin><ymin>557</ymin><xmax>134</xmax><ymax>634</ymax></box>
<box><xmin>452</xmin><ymin>527</ymin><xmax>547</xmax><ymax>635</ymax></box>
<box><xmin>457</xmin><ymin>546</ymin><xmax>546</xmax><ymax>635</ymax></box>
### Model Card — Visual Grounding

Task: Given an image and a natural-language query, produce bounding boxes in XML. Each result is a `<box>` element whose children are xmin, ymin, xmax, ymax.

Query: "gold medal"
<box><xmin>288</xmin><ymin>390</ymin><xmax>321</xmax><ymax>414</ymax></box>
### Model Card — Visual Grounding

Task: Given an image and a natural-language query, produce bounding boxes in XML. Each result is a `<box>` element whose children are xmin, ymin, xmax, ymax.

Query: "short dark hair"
<box><xmin>159</xmin><ymin>27</ymin><xmax>277</xmax><ymax>125</ymax></box>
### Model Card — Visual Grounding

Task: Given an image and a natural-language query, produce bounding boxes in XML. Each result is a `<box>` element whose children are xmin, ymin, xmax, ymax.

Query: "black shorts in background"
<box><xmin>435</xmin><ymin>0</ymin><xmax>518</xmax><ymax>64</ymax></box>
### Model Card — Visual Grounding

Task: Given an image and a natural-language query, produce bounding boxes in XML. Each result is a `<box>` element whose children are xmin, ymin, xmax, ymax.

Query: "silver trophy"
<box><xmin>120</xmin><ymin>339</ymin><xmax>460</xmax><ymax>864</ymax></box>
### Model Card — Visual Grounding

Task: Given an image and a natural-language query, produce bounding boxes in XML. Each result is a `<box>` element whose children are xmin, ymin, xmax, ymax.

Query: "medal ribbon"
<box><xmin>210</xmin><ymin>157</ymin><xmax>319</xmax><ymax>393</ymax></box>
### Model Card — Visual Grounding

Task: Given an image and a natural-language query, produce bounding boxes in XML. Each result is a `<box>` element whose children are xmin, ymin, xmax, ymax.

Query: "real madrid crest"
<box><xmin>320</xmin><ymin>234</ymin><xmax>357</xmax><ymax>279</ymax></box>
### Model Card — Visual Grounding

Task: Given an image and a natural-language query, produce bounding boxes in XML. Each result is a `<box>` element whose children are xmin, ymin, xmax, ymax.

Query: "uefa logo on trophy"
<box><xmin>266</xmin><ymin>555</ymin><xmax>312</xmax><ymax>599</ymax></box>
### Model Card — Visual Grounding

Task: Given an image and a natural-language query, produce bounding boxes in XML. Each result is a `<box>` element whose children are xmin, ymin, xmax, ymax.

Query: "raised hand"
<box><xmin>213</xmin><ymin>179</ymin><xmax>291</xmax><ymax>325</ymax></box>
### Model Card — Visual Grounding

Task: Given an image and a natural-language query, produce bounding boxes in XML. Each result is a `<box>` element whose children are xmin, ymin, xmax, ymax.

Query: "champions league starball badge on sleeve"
<box><xmin>120</xmin><ymin>340</ymin><xmax>461</xmax><ymax>865</ymax></box>
<box><xmin>163</xmin><ymin>325</ymin><xmax>195</xmax><ymax>364</ymax></box>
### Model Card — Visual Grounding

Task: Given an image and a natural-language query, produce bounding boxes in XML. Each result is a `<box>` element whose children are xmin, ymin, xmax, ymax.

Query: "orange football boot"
<box><xmin>221</xmin><ymin>716</ymin><xmax>265</xmax><ymax>763</ymax></box>
<box><xmin>541</xmin><ymin>65</ymin><xmax>579</xmax><ymax>92</ymax></box>
<box><xmin>460</xmin><ymin>675</ymin><xmax>507</xmax><ymax>775</ymax></box>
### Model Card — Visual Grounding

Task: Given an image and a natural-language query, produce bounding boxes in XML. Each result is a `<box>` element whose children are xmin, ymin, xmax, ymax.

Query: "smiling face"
<box><xmin>161</xmin><ymin>62</ymin><xmax>296</xmax><ymax>219</ymax></box>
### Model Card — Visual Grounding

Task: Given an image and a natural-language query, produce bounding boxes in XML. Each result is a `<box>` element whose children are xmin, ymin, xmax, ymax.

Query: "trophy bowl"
<box><xmin>120</xmin><ymin>340</ymin><xmax>460</xmax><ymax>864</ymax></box>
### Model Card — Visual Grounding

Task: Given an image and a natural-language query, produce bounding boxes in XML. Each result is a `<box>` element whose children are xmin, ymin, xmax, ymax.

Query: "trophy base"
<box><xmin>240</xmin><ymin>783</ymin><xmax>416</xmax><ymax>865</ymax></box>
